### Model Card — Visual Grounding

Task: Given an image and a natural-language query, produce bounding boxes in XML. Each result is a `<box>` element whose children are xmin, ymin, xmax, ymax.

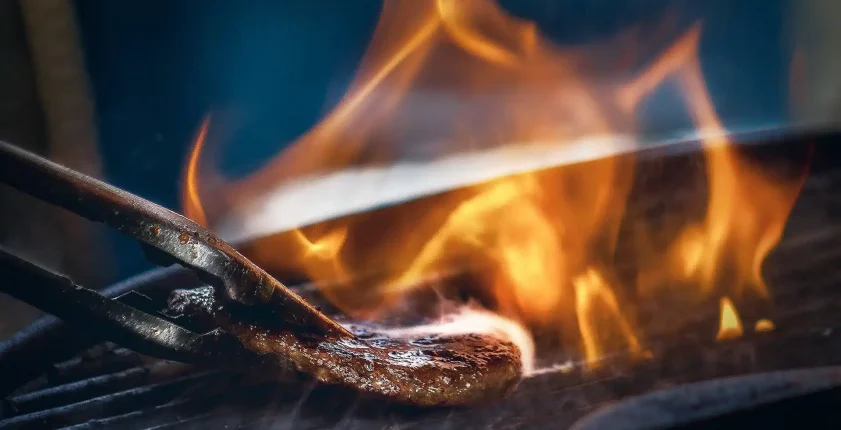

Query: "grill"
<box><xmin>2</xmin><ymin>131</ymin><xmax>841</xmax><ymax>429</ymax></box>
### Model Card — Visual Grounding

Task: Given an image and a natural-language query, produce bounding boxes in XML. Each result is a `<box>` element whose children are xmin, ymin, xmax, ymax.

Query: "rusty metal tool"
<box><xmin>0</xmin><ymin>140</ymin><xmax>352</xmax><ymax>339</ymax></box>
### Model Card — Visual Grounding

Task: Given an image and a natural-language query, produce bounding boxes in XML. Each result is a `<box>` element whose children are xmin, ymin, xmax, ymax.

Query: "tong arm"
<box><xmin>0</xmin><ymin>140</ymin><xmax>351</xmax><ymax>338</ymax></box>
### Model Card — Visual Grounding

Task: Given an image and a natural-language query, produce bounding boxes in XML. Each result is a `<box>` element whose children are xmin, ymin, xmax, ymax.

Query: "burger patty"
<box><xmin>166</xmin><ymin>287</ymin><xmax>523</xmax><ymax>406</ymax></box>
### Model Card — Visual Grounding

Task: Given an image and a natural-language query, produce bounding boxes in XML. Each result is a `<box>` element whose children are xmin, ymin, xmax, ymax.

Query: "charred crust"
<box><xmin>167</xmin><ymin>287</ymin><xmax>523</xmax><ymax>406</ymax></box>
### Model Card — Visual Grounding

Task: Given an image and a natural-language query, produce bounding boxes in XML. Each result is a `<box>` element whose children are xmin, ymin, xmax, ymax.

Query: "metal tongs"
<box><xmin>0</xmin><ymin>140</ymin><xmax>352</xmax><ymax>367</ymax></box>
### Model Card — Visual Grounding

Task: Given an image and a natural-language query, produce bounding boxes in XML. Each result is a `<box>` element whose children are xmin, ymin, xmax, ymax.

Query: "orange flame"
<box><xmin>183</xmin><ymin>1</ymin><xmax>809</xmax><ymax>365</ymax></box>
<box><xmin>755</xmin><ymin>318</ymin><xmax>775</xmax><ymax>333</ymax></box>
<box><xmin>183</xmin><ymin>116</ymin><xmax>211</xmax><ymax>227</ymax></box>
<box><xmin>574</xmin><ymin>268</ymin><xmax>641</xmax><ymax>365</ymax></box>
<box><xmin>716</xmin><ymin>296</ymin><xmax>744</xmax><ymax>341</ymax></box>
<box><xmin>292</xmin><ymin>227</ymin><xmax>349</xmax><ymax>281</ymax></box>
<box><xmin>632</xmin><ymin>25</ymin><xmax>809</xmax><ymax>300</ymax></box>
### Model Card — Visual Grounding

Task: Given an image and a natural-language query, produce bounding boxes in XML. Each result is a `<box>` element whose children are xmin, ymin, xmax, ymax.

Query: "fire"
<box><xmin>183</xmin><ymin>1</ymin><xmax>809</xmax><ymax>366</ymax></box>
<box><xmin>573</xmin><ymin>268</ymin><xmax>641</xmax><ymax>364</ymax></box>
<box><xmin>183</xmin><ymin>116</ymin><xmax>210</xmax><ymax>227</ymax></box>
<box><xmin>755</xmin><ymin>319</ymin><xmax>775</xmax><ymax>333</ymax></box>
<box><xmin>716</xmin><ymin>297</ymin><xmax>744</xmax><ymax>341</ymax></box>
<box><xmin>392</xmin><ymin>176</ymin><xmax>565</xmax><ymax>323</ymax></box>
<box><xmin>292</xmin><ymin>227</ymin><xmax>349</xmax><ymax>281</ymax></box>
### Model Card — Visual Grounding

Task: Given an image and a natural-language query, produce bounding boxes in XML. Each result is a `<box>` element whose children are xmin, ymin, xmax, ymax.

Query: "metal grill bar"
<box><xmin>0</xmin><ymin>372</ymin><xmax>230</xmax><ymax>430</ymax></box>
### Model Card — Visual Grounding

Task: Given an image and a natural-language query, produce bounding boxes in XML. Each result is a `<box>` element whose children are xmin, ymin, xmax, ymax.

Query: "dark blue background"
<box><xmin>73</xmin><ymin>0</ymin><xmax>789</xmax><ymax>282</ymax></box>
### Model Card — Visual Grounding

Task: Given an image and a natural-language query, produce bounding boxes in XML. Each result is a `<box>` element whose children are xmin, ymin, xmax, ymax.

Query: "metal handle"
<box><xmin>0</xmin><ymin>141</ymin><xmax>352</xmax><ymax>338</ymax></box>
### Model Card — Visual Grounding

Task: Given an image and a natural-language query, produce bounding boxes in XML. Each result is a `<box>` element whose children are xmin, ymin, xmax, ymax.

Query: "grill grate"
<box><xmin>2</xmin><ymin>136</ymin><xmax>841</xmax><ymax>429</ymax></box>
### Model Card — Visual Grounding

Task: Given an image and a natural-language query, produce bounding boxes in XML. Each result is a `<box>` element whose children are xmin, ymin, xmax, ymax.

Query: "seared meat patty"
<box><xmin>167</xmin><ymin>287</ymin><xmax>523</xmax><ymax>406</ymax></box>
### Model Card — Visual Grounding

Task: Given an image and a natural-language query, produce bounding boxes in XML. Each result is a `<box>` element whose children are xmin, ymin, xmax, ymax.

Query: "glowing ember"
<box><xmin>716</xmin><ymin>297</ymin><xmax>744</xmax><ymax>341</ymax></box>
<box><xmin>182</xmin><ymin>0</ymin><xmax>810</xmax><ymax>366</ymax></box>
<box><xmin>755</xmin><ymin>318</ymin><xmax>775</xmax><ymax>333</ymax></box>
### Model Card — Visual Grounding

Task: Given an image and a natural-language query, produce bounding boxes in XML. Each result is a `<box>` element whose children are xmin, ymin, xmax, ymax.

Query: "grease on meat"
<box><xmin>167</xmin><ymin>287</ymin><xmax>523</xmax><ymax>406</ymax></box>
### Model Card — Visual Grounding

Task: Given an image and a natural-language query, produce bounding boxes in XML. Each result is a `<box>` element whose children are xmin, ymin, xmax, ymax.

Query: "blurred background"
<box><xmin>0</xmin><ymin>0</ymin><xmax>837</xmax><ymax>336</ymax></box>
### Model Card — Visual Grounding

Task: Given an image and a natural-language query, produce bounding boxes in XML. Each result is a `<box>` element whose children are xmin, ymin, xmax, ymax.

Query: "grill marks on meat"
<box><xmin>166</xmin><ymin>287</ymin><xmax>523</xmax><ymax>406</ymax></box>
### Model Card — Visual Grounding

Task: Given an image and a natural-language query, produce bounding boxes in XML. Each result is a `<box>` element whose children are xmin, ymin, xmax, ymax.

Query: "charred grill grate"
<box><xmin>2</xmin><ymin>135</ymin><xmax>841</xmax><ymax>429</ymax></box>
